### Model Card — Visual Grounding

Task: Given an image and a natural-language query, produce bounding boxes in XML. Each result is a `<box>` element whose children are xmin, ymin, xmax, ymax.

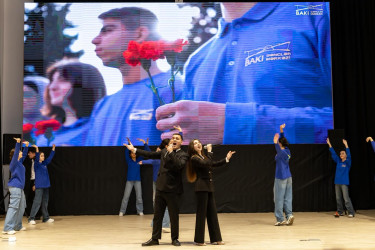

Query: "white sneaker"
<box><xmin>19</xmin><ymin>227</ymin><xmax>26</xmax><ymax>231</ymax></box>
<box><xmin>139</xmin><ymin>212</ymin><xmax>144</xmax><ymax>216</ymax></box>
<box><xmin>348</xmin><ymin>214</ymin><xmax>354</xmax><ymax>218</ymax></box>
<box><xmin>28</xmin><ymin>220</ymin><xmax>36</xmax><ymax>225</ymax></box>
<box><xmin>119</xmin><ymin>212</ymin><xmax>124</xmax><ymax>216</ymax></box>
<box><xmin>46</xmin><ymin>218</ymin><xmax>54</xmax><ymax>223</ymax></box>
<box><xmin>287</xmin><ymin>215</ymin><xmax>295</xmax><ymax>225</ymax></box>
<box><xmin>2</xmin><ymin>230</ymin><xmax>16</xmax><ymax>235</ymax></box>
<box><xmin>274</xmin><ymin>220</ymin><xmax>287</xmax><ymax>226</ymax></box>
<box><xmin>162</xmin><ymin>227</ymin><xmax>170</xmax><ymax>233</ymax></box>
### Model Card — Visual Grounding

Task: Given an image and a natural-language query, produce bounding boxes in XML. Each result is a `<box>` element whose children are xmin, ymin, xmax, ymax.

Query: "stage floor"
<box><xmin>1</xmin><ymin>210</ymin><xmax>375</xmax><ymax>249</ymax></box>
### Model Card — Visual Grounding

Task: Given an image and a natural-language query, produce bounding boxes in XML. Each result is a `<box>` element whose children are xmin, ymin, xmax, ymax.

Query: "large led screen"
<box><xmin>23</xmin><ymin>2</ymin><xmax>332</xmax><ymax>146</ymax></box>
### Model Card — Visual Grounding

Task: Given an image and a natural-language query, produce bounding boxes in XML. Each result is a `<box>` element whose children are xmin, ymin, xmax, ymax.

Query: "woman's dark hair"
<box><xmin>186</xmin><ymin>139</ymin><xmax>205</xmax><ymax>183</ymax></box>
<box><xmin>279</xmin><ymin>137</ymin><xmax>290</xmax><ymax>148</ymax></box>
<box><xmin>41</xmin><ymin>59</ymin><xmax>107</xmax><ymax>122</ymax></box>
<box><xmin>159</xmin><ymin>138</ymin><xmax>170</xmax><ymax>149</ymax></box>
<box><xmin>9</xmin><ymin>148</ymin><xmax>15</xmax><ymax>161</ymax></box>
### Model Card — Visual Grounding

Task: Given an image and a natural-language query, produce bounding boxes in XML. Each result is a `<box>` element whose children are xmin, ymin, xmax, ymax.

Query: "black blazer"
<box><xmin>136</xmin><ymin>148</ymin><xmax>188</xmax><ymax>194</ymax></box>
<box><xmin>191</xmin><ymin>152</ymin><xmax>227</xmax><ymax>192</ymax></box>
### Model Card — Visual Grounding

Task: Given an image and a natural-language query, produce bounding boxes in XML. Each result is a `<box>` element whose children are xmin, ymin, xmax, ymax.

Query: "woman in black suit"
<box><xmin>186</xmin><ymin>139</ymin><xmax>235</xmax><ymax>246</ymax></box>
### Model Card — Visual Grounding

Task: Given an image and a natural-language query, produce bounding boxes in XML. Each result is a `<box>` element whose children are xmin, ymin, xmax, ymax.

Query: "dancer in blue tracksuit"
<box><xmin>2</xmin><ymin>138</ymin><xmax>29</xmax><ymax>235</ymax></box>
<box><xmin>327</xmin><ymin>138</ymin><xmax>355</xmax><ymax>217</ymax></box>
<box><xmin>119</xmin><ymin>138</ymin><xmax>144</xmax><ymax>216</ymax></box>
<box><xmin>28</xmin><ymin>144</ymin><xmax>56</xmax><ymax>224</ymax></box>
<box><xmin>273</xmin><ymin>124</ymin><xmax>294</xmax><ymax>226</ymax></box>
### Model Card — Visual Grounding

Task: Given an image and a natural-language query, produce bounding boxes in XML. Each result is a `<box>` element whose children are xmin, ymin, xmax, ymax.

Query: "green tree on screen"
<box><xmin>24</xmin><ymin>3</ymin><xmax>83</xmax><ymax>76</ymax></box>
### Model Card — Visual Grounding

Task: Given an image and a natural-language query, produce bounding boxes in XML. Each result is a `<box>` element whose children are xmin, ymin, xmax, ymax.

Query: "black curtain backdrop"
<box><xmin>43</xmin><ymin>144</ymin><xmax>336</xmax><ymax>215</ymax></box>
<box><xmin>1</xmin><ymin>0</ymin><xmax>375</xmax><ymax>215</ymax></box>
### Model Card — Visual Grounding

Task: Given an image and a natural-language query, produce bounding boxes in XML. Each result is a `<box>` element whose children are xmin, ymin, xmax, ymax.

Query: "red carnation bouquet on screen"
<box><xmin>123</xmin><ymin>39</ymin><xmax>188</xmax><ymax>106</ymax></box>
<box><xmin>23</xmin><ymin>123</ymin><xmax>36</xmax><ymax>145</ymax></box>
<box><xmin>35</xmin><ymin>119</ymin><xmax>61</xmax><ymax>146</ymax></box>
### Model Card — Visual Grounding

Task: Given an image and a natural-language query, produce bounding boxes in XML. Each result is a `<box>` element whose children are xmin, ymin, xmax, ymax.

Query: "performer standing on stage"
<box><xmin>3</xmin><ymin>138</ymin><xmax>29</xmax><ymax>235</ymax></box>
<box><xmin>142</xmin><ymin>138</ymin><xmax>171</xmax><ymax>233</ymax></box>
<box><xmin>119</xmin><ymin>138</ymin><xmax>145</xmax><ymax>216</ymax></box>
<box><xmin>186</xmin><ymin>139</ymin><xmax>235</xmax><ymax>246</ymax></box>
<box><xmin>366</xmin><ymin>137</ymin><xmax>375</xmax><ymax>152</ymax></box>
<box><xmin>28</xmin><ymin>144</ymin><xmax>56</xmax><ymax>224</ymax></box>
<box><xmin>327</xmin><ymin>138</ymin><xmax>355</xmax><ymax>217</ymax></box>
<box><xmin>123</xmin><ymin>133</ymin><xmax>188</xmax><ymax>246</ymax></box>
<box><xmin>273</xmin><ymin>124</ymin><xmax>294</xmax><ymax>226</ymax></box>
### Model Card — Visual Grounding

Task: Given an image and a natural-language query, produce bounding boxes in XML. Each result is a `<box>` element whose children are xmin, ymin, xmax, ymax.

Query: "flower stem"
<box><xmin>169</xmin><ymin>64</ymin><xmax>176</xmax><ymax>103</ymax></box>
<box><xmin>146</xmin><ymin>69</ymin><xmax>165</xmax><ymax>106</ymax></box>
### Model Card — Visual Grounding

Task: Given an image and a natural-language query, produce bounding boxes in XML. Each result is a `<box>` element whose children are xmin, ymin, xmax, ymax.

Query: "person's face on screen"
<box><xmin>23</xmin><ymin>85</ymin><xmax>40</xmax><ymax>115</ymax></box>
<box><xmin>171</xmin><ymin>134</ymin><xmax>182</xmax><ymax>150</ymax></box>
<box><xmin>92</xmin><ymin>18</ymin><xmax>137</xmax><ymax>67</ymax></box>
<box><xmin>49</xmin><ymin>72</ymin><xmax>72</xmax><ymax>107</ymax></box>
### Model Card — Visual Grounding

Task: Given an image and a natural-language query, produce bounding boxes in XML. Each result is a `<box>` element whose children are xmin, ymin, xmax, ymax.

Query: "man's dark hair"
<box><xmin>279</xmin><ymin>137</ymin><xmax>289</xmax><ymax>147</ymax></box>
<box><xmin>159</xmin><ymin>138</ymin><xmax>170</xmax><ymax>149</ymax></box>
<box><xmin>28</xmin><ymin>147</ymin><xmax>36</xmax><ymax>154</ymax></box>
<box><xmin>99</xmin><ymin>7</ymin><xmax>160</xmax><ymax>41</ymax></box>
<box><xmin>173</xmin><ymin>133</ymin><xmax>183</xmax><ymax>141</ymax></box>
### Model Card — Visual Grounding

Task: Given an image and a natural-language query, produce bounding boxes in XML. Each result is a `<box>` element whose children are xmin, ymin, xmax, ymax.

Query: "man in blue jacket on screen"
<box><xmin>86</xmin><ymin>7</ymin><xmax>183</xmax><ymax>146</ymax></box>
<box><xmin>155</xmin><ymin>2</ymin><xmax>333</xmax><ymax>145</ymax></box>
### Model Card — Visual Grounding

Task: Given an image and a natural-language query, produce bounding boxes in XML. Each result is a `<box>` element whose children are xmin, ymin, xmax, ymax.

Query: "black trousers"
<box><xmin>24</xmin><ymin>180</ymin><xmax>35</xmax><ymax>216</ymax></box>
<box><xmin>194</xmin><ymin>191</ymin><xmax>222</xmax><ymax>244</ymax></box>
<box><xmin>152</xmin><ymin>191</ymin><xmax>180</xmax><ymax>241</ymax></box>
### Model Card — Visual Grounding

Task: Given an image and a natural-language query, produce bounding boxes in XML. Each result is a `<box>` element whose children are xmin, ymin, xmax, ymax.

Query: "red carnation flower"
<box><xmin>23</xmin><ymin>123</ymin><xmax>34</xmax><ymax>134</ymax></box>
<box><xmin>123</xmin><ymin>41</ymin><xmax>141</xmax><ymax>66</ymax></box>
<box><xmin>139</xmin><ymin>41</ymin><xmax>165</xmax><ymax>61</ymax></box>
<box><xmin>35</xmin><ymin>119</ymin><xmax>61</xmax><ymax>136</ymax></box>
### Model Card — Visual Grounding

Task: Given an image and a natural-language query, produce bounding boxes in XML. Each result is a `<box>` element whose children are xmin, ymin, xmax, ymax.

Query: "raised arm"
<box><xmin>274</xmin><ymin>133</ymin><xmax>282</xmax><ymax>154</ymax></box>
<box><xmin>343</xmin><ymin>139</ymin><xmax>351</xmax><ymax>165</ymax></box>
<box><xmin>44</xmin><ymin>144</ymin><xmax>56</xmax><ymax>165</ymax></box>
<box><xmin>327</xmin><ymin>138</ymin><xmax>340</xmax><ymax>163</ymax></box>
<box><xmin>32</xmin><ymin>145</ymin><xmax>40</xmax><ymax>163</ymax></box>
<box><xmin>10</xmin><ymin>138</ymin><xmax>21</xmax><ymax>168</ymax></box>
<box><xmin>279</xmin><ymin>124</ymin><xmax>285</xmax><ymax>138</ymax></box>
<box><xmin>20</xmin><ymin>141</ymin><xmax>29</xmax><ymax>163</ymax></box>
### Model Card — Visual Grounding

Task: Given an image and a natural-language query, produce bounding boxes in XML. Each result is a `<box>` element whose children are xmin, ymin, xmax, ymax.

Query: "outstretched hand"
<box><xmin>366</xmin><ymin>137</ymin><xmax>373</xmax><ymax>142</ymax></box>
<box><xmin>173</xmin><ymin>125</ymin><xmax>182</xmax><ymax>133</ymax></box>
<box><xmin>326</xmin><ymin>138</ymin><xmax>332</xmax><ymax>147</ymax></box>
<box><xmin>226</xmin><ymin>151</ymin><xmax>236</xmax><ymax>160</ymax></box>
<box><xmin>24</xmin><ymin>141</ymin><xmax>30</xmax><ymax>147</ymax></box>
<box><xmin>123</xmin><ymin>139</ymin><xmax>135</xmax><ymax>152</ymax></box>
<box><xmin>52</xmin><ymin>144</ymin><xmax>56</xmax><ymax>151</ymax></box>
<box><xmin>280</xmin><ymin>123</ymin><xmax>286</xmax><ymax>133</ymax></box>
<box><xmin>343</xmin><ymin>139</ymin><xmax>348</xmax><ymax>148</ymax></box>
<box><xmin>13</xmin><ymin>138</ymin><xmax>21</xmax><ymax>143</ymax></box>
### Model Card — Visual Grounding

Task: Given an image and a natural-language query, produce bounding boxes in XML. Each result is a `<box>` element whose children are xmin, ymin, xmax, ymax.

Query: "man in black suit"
<box><xmin>124</xmin><ymin>133</ymin><xmax>188</xmax><ymax>247</ymax></box>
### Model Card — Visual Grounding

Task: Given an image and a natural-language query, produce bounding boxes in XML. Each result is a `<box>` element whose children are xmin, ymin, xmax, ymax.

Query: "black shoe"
<box><xmin>172</xmin><ymin>239</ymin><xmax>181</xmax><ymax>246</ymax></box>
<box><xmin>142</xmin><ymin>239</ymin><xmax>159</xmax><ymax>246</ymax></box>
